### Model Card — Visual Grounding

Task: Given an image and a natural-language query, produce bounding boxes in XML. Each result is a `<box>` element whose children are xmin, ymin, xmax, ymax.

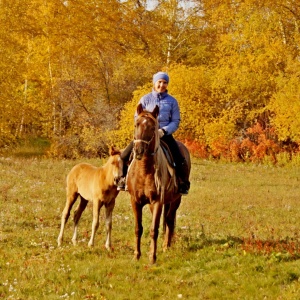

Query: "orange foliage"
<box><xmin>240</xmin><ymin>123</ymin><xmax>279</xmax><ymax>163</ymax></box>
<box><xmin>186</xmin><ymin>122</ymin><xmax>283</xmax><ymax>163</ymax></box>
<box><xmin>183</xmin><ymin>139</ymin><xmax>209</xmax><ymax>159</ymax></box>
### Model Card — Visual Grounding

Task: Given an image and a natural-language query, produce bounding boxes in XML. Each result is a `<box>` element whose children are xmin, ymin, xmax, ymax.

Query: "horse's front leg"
<box><xmin>88</xmin><ymin>200</ymin><xmax>103</xmax><ymax>247</ymax></box>
<box><xmin>104</xmin><ymin>198</ymin><xmax>116</xmax><ymax>251</ymax></box>
<box><xmin>149</xmin><ymin>201</ymin><xmax>163</xmax><ymax>264</ymax></box>
<box><xmin>130</xmin><ymin>197</ymin><xmax>143</xmax><ymax>260</ymax></box>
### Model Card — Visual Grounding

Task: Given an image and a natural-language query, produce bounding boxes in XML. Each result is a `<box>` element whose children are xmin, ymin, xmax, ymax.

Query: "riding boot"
<box><xmin>176</xmin><ymin>159</ymin><xmax>190</xmax><ymax>195</ymax></box>
<box><xmin>117</xmin><ymin>162</ymin><xmax>128</xmax><ymax>191</ymax></box>
<box><xmin>117</xmin><ymin>141</ymin><xmax>134</xmax><ymax>191</ymax></box>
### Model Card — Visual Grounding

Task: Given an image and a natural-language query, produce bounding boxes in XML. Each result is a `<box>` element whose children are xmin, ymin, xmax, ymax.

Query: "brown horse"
<box><xmin>57</xmin><ymin>146</ymin><xmax>123</xmax><ymax>250</ymax></box>
<box><xmin>126</xmin><ymin>104</ymin><xmax>191</xmax><ymax>264</ymax></box>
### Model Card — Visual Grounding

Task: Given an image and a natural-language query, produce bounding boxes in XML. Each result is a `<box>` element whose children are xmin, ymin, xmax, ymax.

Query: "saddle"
<box><xmin>160</xmin><ymin>140</ymin><xmax>176</xmax><ymax>168</ymax></box>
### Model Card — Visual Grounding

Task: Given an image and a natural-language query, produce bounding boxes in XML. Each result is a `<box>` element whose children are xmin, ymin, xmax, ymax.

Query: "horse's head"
<box><xmin>133</xmin><ymin>104</ymin><xmax>159</xmax><ymax>160</ymax></box>
<box><xmin>108</xmin><ymin>146</ymin><xmax>124</xmax><ymax>185</ymax></box>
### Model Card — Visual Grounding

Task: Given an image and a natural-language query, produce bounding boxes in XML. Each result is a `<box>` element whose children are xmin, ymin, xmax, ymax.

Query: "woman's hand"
<box><xmin>158</xmin><ymin>129</ymin><xmax>165</xmax><ymax>138</ymax></box>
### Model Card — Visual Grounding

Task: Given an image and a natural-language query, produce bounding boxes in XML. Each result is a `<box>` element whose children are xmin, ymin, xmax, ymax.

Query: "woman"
<box><xmin>118</xmin><ymin>71</ymin><xmax>190</xmax><ymax>195</ymax></box>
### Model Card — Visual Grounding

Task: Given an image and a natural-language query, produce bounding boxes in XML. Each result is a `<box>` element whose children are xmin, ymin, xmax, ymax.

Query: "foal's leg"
<box><xmin>57</xmin><ymin>192</ymin><xmax>78</xmax><ymax>247</ymax></box>
<box><xmin>163</xmin><ymin>198</ymin><xmax>181</xmax><ymax>251</ymax></box>
<box><xmin>88</xmin><ymin>199</ymin><xmax>103</xmax><ymax>247</ymax></box>
<box><xmin>104</xmin><ymin>198</ymin><xmax>116</xmax><ymax>251</ymax></box>
<box><xmin>149</xmin><ymin>201</ymin><xmax>163</xmax><ymax>264</ymax></box>
<box><xmin>130</xmin><ymin>197</ymin><xmax>143</xmax><ymax>260</ymax></box>
<box><xmin>72</xmin><ymin>197</ymin><xmax>88</xmax><ymax>245</ymax></box>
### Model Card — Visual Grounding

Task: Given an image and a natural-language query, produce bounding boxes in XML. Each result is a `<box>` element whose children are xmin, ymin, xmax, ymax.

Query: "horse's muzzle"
<box><xmin>114</xmin><ymin>176</ymin><xmax>121</xmax><ymax>186</ymax></box>
<box><xmin>135</xmin><ymin>154</ymin><xmax>143</xmax><ymax>160</ymax></box>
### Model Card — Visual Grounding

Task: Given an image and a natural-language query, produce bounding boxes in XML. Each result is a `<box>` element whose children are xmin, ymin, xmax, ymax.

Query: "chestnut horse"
<box><xmin>126</xmin><ymin>104</ymin><xmax>191</xmax><ymax>264</ymax></box>
<box><xmin>57</xmin><ymin>146</ymin><xmax>123</xmax><ymax>250</ymax></box>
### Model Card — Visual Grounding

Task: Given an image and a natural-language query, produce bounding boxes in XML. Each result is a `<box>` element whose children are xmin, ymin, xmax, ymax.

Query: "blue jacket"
<box><xmin>134</xmin><ymin>90</ymin><xmax>180</xmax><ymax>135</ymax></box>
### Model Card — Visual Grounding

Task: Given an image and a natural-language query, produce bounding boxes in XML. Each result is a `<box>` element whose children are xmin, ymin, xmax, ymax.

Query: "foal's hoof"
<box><xmin>105</xmin><ymin>246</ymin><xmax>112</xmax><ymax>252</ymax></box>
<box><xmin>149</xmin><ymin>257</ymin><xmax>157</xmax><ymax>265</ymax></box>
<box><xmin>133</xmin><ymin>252</ymin><xmax>141</xmax><ymax>261</ymax></box>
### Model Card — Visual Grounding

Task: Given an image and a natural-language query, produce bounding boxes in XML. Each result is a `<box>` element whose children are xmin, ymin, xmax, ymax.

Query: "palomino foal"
<box><xmin>57</xmin><ymin>146</ymin><xmax>123</xmax><ymax>250</ymax></box>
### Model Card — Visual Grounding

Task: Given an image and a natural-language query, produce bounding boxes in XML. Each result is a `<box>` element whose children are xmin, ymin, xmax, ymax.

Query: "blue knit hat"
<box><xmin>153</xmin><ymin>72</ymin><xmax>169</xmax><ymax>84</ymax></box>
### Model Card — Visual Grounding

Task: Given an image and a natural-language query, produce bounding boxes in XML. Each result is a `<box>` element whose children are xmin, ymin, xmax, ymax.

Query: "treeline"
<box><xmin>1</xmin><ymin>0</ymin><xmax>300</xmax><ymax>162</ymax></box>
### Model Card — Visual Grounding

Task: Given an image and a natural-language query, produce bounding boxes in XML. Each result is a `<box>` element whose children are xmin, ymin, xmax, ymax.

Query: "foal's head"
<box><xmin>107</xmin><ymin>146</ymin><xmax>123</xmax><ymax>185</ymax></box>
<box><xmin>133</xmin><ymin>104</ymin><xmax>159</xmax><ymax>160</ymax></box>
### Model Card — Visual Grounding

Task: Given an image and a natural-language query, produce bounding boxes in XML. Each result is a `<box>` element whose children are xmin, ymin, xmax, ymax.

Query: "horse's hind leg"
<box><xmin>72</xmin><ymin>196</ymin><xmax>88</xmax><ymax>245</ymax></box>
<box><xmin>163</xmin><ymin>198</ymin><xmax>181</xmax><ymax>251</ymax></box>
<box><xmin>104</xmin><ymin>198</ymin><xmax>116</xmax><ymax>251</ymax></box>
<box><xmin>57</xmin><ymin>192</ymin><xmax>78</xmax><ymax>247</ymax></box>
<box><xmin>88</xmin><ymin>200</ymin><xmax>103</xmax><ymax>247</ymax></box>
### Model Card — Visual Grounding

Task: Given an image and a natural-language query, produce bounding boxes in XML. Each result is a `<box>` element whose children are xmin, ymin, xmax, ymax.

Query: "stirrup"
<box><xmin>117</xmin><ymin>177</ymin><xmax>126</xmax><ymax>191</ymax></box>
<box><xmin>179</xmin><ymin>189</ymin><xmax>189</xmax><ymax>196</ymax></box>
<box><xmin>178</xmin><ymin>183</ymin><xmax>189</xmax><ymax>196</ymax></box>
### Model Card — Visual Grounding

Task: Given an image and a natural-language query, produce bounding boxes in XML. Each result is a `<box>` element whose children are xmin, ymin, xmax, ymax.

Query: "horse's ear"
<box><xmin>152</xmin><ymin>105</ymin><xmax>159</xmax><ymax>118</ymax></box>
<box><xmin>137</xmin><ymin>103</ymin><xmax>144</xmax><ymax>115</ymax></box>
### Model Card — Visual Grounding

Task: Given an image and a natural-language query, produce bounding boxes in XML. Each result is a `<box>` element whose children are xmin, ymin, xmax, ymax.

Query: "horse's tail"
<box><xmin>162</xmin><ymin>203</ymin><xmax>170</xmax><ymax>234</ymax></box>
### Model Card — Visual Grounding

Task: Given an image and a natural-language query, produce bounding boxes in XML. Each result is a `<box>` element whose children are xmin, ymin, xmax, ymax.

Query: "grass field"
<box><xmin>1</xmin><ymin>156</ymin><xmax>300</xmax><ymax>299</ymax></box>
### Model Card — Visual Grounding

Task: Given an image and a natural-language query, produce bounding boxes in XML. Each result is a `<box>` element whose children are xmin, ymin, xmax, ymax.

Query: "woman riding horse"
<box><xmin>118</xmin><ymin>71</ymin><xmax>190</xmax><ymax>195</ymax></box>
<box><xmin>127</xmin><ymin>103</ymin><xmax>191</xmax><ymax>263</ymax></box>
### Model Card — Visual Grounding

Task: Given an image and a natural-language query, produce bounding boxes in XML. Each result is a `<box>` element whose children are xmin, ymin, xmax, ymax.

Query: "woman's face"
<box><xmin>154</xmin><ymin>79</ymin><xmax>168</xmax><ymax>93</ymax></box>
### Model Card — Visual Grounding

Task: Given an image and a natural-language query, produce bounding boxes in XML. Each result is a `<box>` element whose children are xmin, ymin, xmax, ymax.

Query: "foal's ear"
<box><xmin>109</xmin><ymin>145</ymin><xmax>120</xmax><ymax>156</ymax></box>
<box><xmin>137</xmin><ymin>103</ymin><xmax>144</xmax><ymax>115</ymax></box>
<box><xmin>152</xmin><ymin>105</ymin><xmax>159</xmax><ymax>118</ymax></box>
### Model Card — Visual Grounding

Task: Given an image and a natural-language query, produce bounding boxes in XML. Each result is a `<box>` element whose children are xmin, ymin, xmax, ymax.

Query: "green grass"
<box><xmin>1</xmin><ymin>157</ymin><xmax>300</xmax><ymax>299</ymax></box>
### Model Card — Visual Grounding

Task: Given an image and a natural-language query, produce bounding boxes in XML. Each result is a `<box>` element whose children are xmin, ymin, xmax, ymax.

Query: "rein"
<box><xmin>133</xmin><ymin>134</ymin><xmax>154</xmax><ymax>146</ymax></box>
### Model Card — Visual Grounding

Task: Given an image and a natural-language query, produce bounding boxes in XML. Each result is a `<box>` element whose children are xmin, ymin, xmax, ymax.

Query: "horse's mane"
<box><xmin>151</xmin><ymin>116</ymin><xmax>176</xmax><ymax>203</ymax></box>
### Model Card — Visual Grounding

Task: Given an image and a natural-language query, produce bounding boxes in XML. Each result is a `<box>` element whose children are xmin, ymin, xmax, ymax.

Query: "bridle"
<box><xmin>133</xmin><ymin>113</ymin><xmax>159</xmax><ymax>155</ymax></box>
